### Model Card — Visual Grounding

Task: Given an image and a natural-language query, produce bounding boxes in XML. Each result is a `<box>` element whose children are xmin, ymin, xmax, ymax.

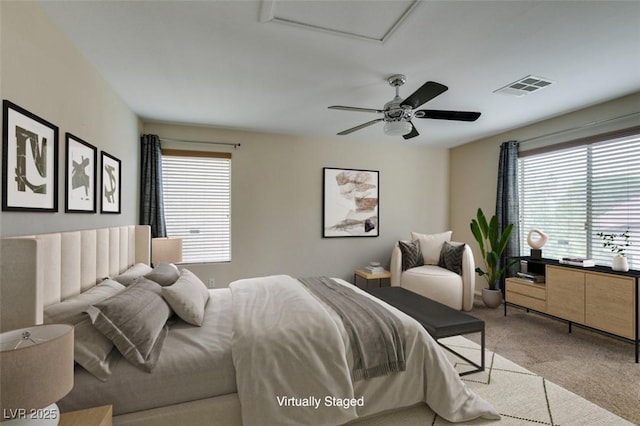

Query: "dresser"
<box><xmin>505</xmin><ymin>258</ymin><xmax>640</xmax><ymax>362</ymax></box>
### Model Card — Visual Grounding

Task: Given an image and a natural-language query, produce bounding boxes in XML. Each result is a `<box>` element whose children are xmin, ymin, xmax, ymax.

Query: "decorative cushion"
<box><xmin>438</xmin><ymin>242</ymin><xmax>466</xmax><ymax>275</ymax></box>
<box><xmin>411</xmin><ymin>231</ymin><xmax>453</xmax><ymax>265</ymax></box>
<box><xmin>162</xmin><ymin>269</ymin><xmax>210</xmax><ymax>326</ymax></box>
<box><xmin>113</xmin><ymin>263</ymin><xmax>153</xmax><ymax>286</ymax></box>
<box><xmin>144</xmin><ymin>262</ymin><xmax>180</xmax><ymax>286</ymax></box>
<box><xmin>398</xmin><ymin>240</ymin><xmax>424</xmax><ymax>271</ymax></box>
<box><xmin>86</xmin><ymin>277</ymin><xmax>172</xmax><ymax>372</ymax></box>
<box><xmin>44</xmin><ymin>278</ymin><xmax>125</xmax><ymax>381</ymax></box>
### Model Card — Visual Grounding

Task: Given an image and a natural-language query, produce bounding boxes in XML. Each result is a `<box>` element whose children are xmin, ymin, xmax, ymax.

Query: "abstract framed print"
<box><xmin>65</xmin><ymin>133</ymin><xmax>97</xmax><ymax>213</ymax></box>
<box><xmin>323</xmin><ymin>167</ymin><xmax>379</xmax><ymax>238</ymax></box>
<box><xmin>100</xmin><ymin>151</ymin><xmax>121</xmax><ymax>214</ymax></box>
<box><xmin>2</xmin><ymin>100</ymin><xmax>59</xmax><ymax>212</ymax></box>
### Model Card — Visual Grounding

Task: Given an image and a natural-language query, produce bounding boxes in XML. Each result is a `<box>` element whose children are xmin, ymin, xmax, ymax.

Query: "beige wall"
<box><xmin>0</xmin><ymin>1</ymin><xmax>140</xmax><ymax>237</ymax></box>
<box><xmin>450</xmin><ymin>92</ymin><xmax>640</xmax><ymax>290</ymax></box>
<box><xmin>144</xmin><ymin>122</ymin><xmax>450</xmax><ymax>286</ymax></box>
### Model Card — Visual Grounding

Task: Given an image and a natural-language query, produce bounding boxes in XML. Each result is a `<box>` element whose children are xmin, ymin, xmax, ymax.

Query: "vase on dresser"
<box><xmin>611</xmin><ymin>255</ymin><xmax>629</xmax><ymax>272</ymax></box>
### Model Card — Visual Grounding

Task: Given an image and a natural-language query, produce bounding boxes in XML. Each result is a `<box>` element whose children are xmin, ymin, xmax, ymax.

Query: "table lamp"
<box><xmin>0</xmin><ymin>324</ymin><xmax>74</xmax><ymax>425</ymax></box>
<box><xmin>151</xmin><ymin>237</ymin><xmax>183</xmax><ymax>265</ymax></box>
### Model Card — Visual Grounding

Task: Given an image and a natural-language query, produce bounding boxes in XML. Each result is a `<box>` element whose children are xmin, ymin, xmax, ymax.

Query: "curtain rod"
<box><xmin>518</xmin><ymin>111</ymin><xmax>640</xmax><ymax>144</ymax></box>
<box><xmin>159</xmin><ymin>137</ymin><xmax>241</xmax><ymax>149</ymax></box>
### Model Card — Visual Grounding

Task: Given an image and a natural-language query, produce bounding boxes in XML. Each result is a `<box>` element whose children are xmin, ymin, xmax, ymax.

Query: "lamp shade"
<box><xmin>383</xmin><ymin>121</ymin><xmax>412</xmax><ymax>136</ymax></box>
<box><xmin>152</xmin><ymin>237</ymin><xmax>183</xmax><ymax>265</ymax></box>
<box><xmin>0</xmin><ymin>324</ymin><xmax>74</xmax><ymax>416</ymax></box>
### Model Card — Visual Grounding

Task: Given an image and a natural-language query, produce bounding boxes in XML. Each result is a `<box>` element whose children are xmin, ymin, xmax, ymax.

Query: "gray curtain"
<box><xmin>140</xmin><ymin>134</ymin><xmax>166</xmax><ymax>238</ymax></box>
<box><xmin>496</xmin><ymin>140</ymin><xmax>520</xmax><ymax>291</ymax></box>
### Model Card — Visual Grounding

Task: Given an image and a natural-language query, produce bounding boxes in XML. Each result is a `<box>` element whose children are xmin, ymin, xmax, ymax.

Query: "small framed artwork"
<box><xmin>2</xmin><ymin>100</ymin><xmax>59</xmax><ymax>212</ymax></box>
<box><xmin>323</xmin><ymin>167</ymin><xmax>379</xmax><ymax>238</ymax></box>
<box><xmin>65</xmin><ymin>133</ymin><xmax>97</xmax><ymax>213</ymax></box>
<box><xmin>100</xmin><ymin>151</ymin><xmax>121</xmax><ymax>214</ymax></box>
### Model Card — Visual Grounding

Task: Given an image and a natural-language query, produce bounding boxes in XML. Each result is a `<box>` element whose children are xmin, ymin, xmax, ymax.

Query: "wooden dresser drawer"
<box><xmin>506</xmin><ymin>291</ymin><xmax>547</xmax><ymax>312</ymax></box>
<box><xmin>506</xmin><ymin>279</ymin><xmax>546</xmax><ymax>300</ymax></box>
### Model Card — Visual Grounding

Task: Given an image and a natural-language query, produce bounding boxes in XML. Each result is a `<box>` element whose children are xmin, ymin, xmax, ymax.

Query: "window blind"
<box><xmin>518</xmin><ymin>133</ymin><xmax>640</xmax><ymax>269</ymax></box>
<box><xmin>161</xmin><ymin>153</ymin><xmax>231</xmax><ymax>263</ymax></box>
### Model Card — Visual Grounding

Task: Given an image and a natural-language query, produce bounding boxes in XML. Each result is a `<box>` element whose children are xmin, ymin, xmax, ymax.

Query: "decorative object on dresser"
<box><xmin>526</xmin><ymin>228</ymin><xmax>548</xmax><ymax>259</ymax></box>
<box><xmin>505</xmin><ymin>257</ymin><xmax>640</xmax><ymax>363</ymax></box>
<box><xmin>597</xmin><ymin>230</ymin><xmax>631</xmax><ymax>272</ymax></box>
<box><xmin>322</xmin><ymin>167</ymin><xmax>379</xmax><ymax>237</ymax></box>
<box><xmin>2</xmin><ymin>100</ymin><xmax>59</xmax><ymax>212</ymax></box>
<box><xmin>100</xmin><ymin>151</ymin><xmax>121</xmax><ymax>214</ymax></box>
<box><xmin>0</xmin><ymin>324</ymin><xmax>74</xmax><ymax>425</ymax></box>
<box><xmin>65</xmin><ymin>133</ymin><xmax>97</xmax><ymax>213</ymax></box>
<box><xmin>469</xmin><ymin>208</ymin><xmax>518</xmax><ymax>308</ymax></box>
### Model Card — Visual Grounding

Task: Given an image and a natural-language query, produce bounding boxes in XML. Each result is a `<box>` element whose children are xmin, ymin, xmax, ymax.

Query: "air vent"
<box><xmin>494</xmin><ymin>75</ymin><xmax>555</xmax><ymax>97</ymax></box>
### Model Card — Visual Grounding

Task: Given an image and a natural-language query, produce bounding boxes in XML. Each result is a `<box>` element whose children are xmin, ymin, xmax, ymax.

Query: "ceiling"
<box><xmin>38</xmin><ymin>0</ymin><xmax>640</xmax><ymax>147</ymax></box>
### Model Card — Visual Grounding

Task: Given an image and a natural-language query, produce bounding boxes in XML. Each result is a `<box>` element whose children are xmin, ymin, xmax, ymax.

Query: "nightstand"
<box><xmin>59</xmin><ymin>405</ymin><xmax>112</xmax><ymax>426</ymax></box>
<box><xmin>354</xmin><ymin>269</ymin><xmax>392</xmax><ymax>288</ymax></box>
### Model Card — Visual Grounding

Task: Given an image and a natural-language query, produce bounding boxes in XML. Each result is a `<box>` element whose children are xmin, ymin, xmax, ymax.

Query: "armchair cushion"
<box><xmin>411</xmin><ymin>231</ymin><xmax>452</xmax><ymax>264</ymax></box>
<box><xmin>397</xmin><ymin>240</ymin><xmax>424</xmax><ymax>271</ymax></box>
<box><xmin>438</xmin><ymin>242</ymin><xmax>466</xmax><ymax>275</ymax></box>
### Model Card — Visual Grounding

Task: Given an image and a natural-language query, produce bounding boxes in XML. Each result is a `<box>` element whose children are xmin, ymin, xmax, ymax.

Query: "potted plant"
<box><xmin>597</xmin><ymin>230</ymin><xmax>631</xmax><ymax>272</ymax></box>
<box><xmin>470</xmin><ymin>208</ymin><xmax>517</xmax><ymax>308</ymax></box>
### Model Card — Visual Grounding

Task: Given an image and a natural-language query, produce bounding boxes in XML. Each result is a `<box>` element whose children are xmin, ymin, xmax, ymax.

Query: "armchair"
<box><xmin>390</xmin><ymin>232</ymin><xmax>475</xmax><ymax>311</ymax></box>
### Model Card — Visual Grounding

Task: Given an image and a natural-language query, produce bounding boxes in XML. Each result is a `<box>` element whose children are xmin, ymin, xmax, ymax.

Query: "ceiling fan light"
<box><xmin>383</xmin><ymin>121</ymin><xmax>412</xmax><ymax>136</ymax></box>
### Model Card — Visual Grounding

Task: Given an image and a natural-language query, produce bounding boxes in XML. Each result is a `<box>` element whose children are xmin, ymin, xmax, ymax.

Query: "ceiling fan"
<box><xmin>328</xmin><ymin>74</ymin><xmax>481</xmax><ymax>140</ymax></box>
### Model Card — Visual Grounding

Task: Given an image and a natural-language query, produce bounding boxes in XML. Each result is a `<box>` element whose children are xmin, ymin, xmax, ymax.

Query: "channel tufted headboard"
<box><xmin>0</xmin><ymin>225</ymin><xmax>150</xmax><ymax>332</ymax></box>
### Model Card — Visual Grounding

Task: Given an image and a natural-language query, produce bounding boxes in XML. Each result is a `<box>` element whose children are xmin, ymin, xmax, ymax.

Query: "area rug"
<box><xmin>353</xmin><ymin>336</ymin><xmax>633</xmax><ymax>425</ymax></box>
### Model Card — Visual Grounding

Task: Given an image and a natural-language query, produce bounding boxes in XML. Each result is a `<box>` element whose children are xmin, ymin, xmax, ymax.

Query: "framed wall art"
<box><xmin>2</xmin><ymin>100</ymin><xmax>59</xmax><ymax>212</ymax></box>
<box><xmin>65</xmin><ymin>133</ymin><xmax>97</xmax><ymax>213</ymax></box>
<box><xmin>323</xmin><ymin>167</ymin><xmax>379</xmax><ymax>238</ymax></box>
<box><xmin>100</xmin><ymin>151</ymin><xmax>121</xmax><ymax>214</ymax></box>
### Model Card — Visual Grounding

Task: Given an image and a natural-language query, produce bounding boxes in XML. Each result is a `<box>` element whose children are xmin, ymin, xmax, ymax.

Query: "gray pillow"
<box><xmin>438</xmin><ymin>242</ymin><xmax>466</xmax><ymax>275</ymax></box>
<box><xmin>113</xmin><ymin>263</ymin><xmax>153</xmax><ymax>286</ymax></box>
<box><xmin>44</xmin><ymin>278</ymin><xmax>125</xmax><ymax>381</ymax></box>
<box><xmin>398</xmin><ymin>240</ymin><xmax>424</xmax><ymax>271</ymax></box>
<box><xmin>86</xmin><ymin>277</ymin><xmax>172</xmax><ymax>372</ymax></box>
<box><xmin>144</xmin><ymin>262</ymin><xmax>180</xmax><ymax>286</ymax></box>
<box><xmin>162</xmin><ymin>269</ymin><xmax>210</xmax><ymax>326</ymax></box>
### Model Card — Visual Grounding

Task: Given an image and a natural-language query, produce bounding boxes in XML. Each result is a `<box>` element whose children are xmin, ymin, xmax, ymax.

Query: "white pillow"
<box><xmin>113</xmin><ymin>263</ymin><xmax>153</xmax><ymax>286</ymax></box>
<box><xmin>162</xmin><ymin>269</ymin><xmax>210</xmax><ymax>326</ymax></box>
<box><xmin>411</xmin><ymin>230</ymin><xmax>453</xmax><ymax>265</ymax></box>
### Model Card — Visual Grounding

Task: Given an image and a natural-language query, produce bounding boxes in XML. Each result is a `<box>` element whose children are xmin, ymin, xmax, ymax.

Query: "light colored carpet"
<box><xmin>353</xmin><ymin>335</ymin><xmax>633</xmax><ymax>425</ymax></box>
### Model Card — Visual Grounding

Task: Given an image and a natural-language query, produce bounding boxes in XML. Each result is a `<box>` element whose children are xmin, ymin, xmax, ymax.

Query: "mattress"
<box><xmin>59</xmin><ymin>289</ymin><xmax>236</xmax><ymax>416</ymax></box>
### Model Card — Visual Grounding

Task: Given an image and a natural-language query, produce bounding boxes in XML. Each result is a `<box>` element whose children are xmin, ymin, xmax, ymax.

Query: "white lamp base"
<box><xmin>2</xmin><ymin>403</ymin><xmax>60</xmax><ymax>426</ymax></box>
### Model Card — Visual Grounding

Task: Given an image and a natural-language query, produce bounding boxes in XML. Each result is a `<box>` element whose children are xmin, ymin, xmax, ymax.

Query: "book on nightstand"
<box><xmin>364</xmin><ymin>265</ymin><xmax>385</xmax><ymax>274</ymax></box>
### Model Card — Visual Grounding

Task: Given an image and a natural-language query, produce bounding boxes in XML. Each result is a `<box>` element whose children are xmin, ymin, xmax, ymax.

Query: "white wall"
<box><xmin>0</xmin><ymin>1</ymin><xmax>140</xmax><ymax>237</ymax></box>
<box><xmin>144</xmin><ymin>122</ymin><xmax>450</xmax><ymax>286</ymax></box>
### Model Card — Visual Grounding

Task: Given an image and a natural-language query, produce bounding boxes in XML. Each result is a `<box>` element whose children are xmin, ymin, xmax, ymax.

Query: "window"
<box><xmin>161</xmin><ymin>150</ymin><xmax>231</xmax><ymax>263</ymax></box>
<box><xmin>518</xmin><ymin>130</ymin><xmax>640</xmax><ymax>269</ymax></box>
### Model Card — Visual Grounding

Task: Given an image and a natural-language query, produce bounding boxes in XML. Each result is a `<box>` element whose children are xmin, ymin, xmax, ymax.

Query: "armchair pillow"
<box><xmin>411</xmin><ymin>230</ymin><xmax>452</xmax><ymax>264</ymax></box>
<box><xmin>438</xmin><ymin>242</ymin><xmax>466</xmax><ymax>275</ymax></box>
<box><xmin>398</xmin><ymin>240</ymin><xmax>424</xmax><ymax>271</ymax></box>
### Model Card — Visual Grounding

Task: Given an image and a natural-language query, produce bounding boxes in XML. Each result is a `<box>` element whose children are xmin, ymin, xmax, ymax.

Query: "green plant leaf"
<box><xmin>477</xmin><ymin>208</ymin><xmax>489</xmax><ymax>238</ymax></box>
<box><xmin>470</xmin><ymin>220</ymin><xmax>485</xmax><ymax>259</ymax></box>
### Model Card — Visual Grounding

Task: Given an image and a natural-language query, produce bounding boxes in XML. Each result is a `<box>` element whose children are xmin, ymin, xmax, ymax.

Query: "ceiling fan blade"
<box><xmin>329</xmin><ymin>106</ymin><xmax>384</xmax><ymax>113</ymax></box>
<box><xmin>414</xmin><ymin>109</ymin><xmax>481</xmax><ymax>122</ymax></box>
<box><xmin>337</xmin><ymin>118</ymin><xmax>384</xmax><ymax>135</ymax></box>
<box><xmin>402</xmin><ymin>122</ymin><xmax>419</xmax><ymax>140</ymax></box>
<box><xmin>400</xmin><ymin>81</ymin><xmax>448</xmax><ymax>109</ymax></box>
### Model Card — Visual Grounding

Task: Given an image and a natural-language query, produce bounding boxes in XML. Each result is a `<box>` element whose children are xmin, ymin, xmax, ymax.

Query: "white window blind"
<box><xmin>161</xmin><ymin>152</ymin><xmax>231</xmax><ymax>263</ymax></box>
<box><xmin>519</xmin><ymin>133</ymin><xmax>640</xmax><ymax>269</ymax></box>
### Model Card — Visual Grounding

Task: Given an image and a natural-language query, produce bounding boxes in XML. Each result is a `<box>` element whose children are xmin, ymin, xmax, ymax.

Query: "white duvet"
<box><xmin>230</xmin><ymin>275</ymin><xmax>499</xmax><ymax>426</ymax></box>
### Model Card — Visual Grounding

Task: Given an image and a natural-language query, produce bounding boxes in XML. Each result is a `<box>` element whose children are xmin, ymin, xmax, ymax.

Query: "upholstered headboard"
<box><xmin>0</xmin><ymin>225</ymin><xmax>150</xmax><ymax>332</ymax></box>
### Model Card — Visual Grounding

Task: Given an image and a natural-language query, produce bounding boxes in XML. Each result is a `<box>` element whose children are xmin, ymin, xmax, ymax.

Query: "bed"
<box><xmin>0</xmin><ymin>225</ymin><xmax>499</xmax><ymax>425</ymax></box>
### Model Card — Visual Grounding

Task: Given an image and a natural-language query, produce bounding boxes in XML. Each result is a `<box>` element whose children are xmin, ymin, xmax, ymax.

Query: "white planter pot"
<box><xmin>482</xmin><ymin>288</ymin><xmax>502</xmax><ymax>309</ymax></box>
<box><xmin>612</xmin><ymin>255</ymin><xmax>629</xmax><ymax>272</ymax></box>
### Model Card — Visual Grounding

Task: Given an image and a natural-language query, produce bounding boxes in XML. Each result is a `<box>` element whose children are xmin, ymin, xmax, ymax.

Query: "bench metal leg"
<box><xmin>437</xmin><ymin>328</ymin><xmax>485</xmax><ymax>377</ymax></box>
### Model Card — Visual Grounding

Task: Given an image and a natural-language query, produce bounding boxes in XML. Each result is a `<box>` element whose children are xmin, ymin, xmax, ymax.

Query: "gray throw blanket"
<box><xmin>298</xmin><ymin>277</ymin><xmax>406</xmax><ymax>381</ymax></box>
